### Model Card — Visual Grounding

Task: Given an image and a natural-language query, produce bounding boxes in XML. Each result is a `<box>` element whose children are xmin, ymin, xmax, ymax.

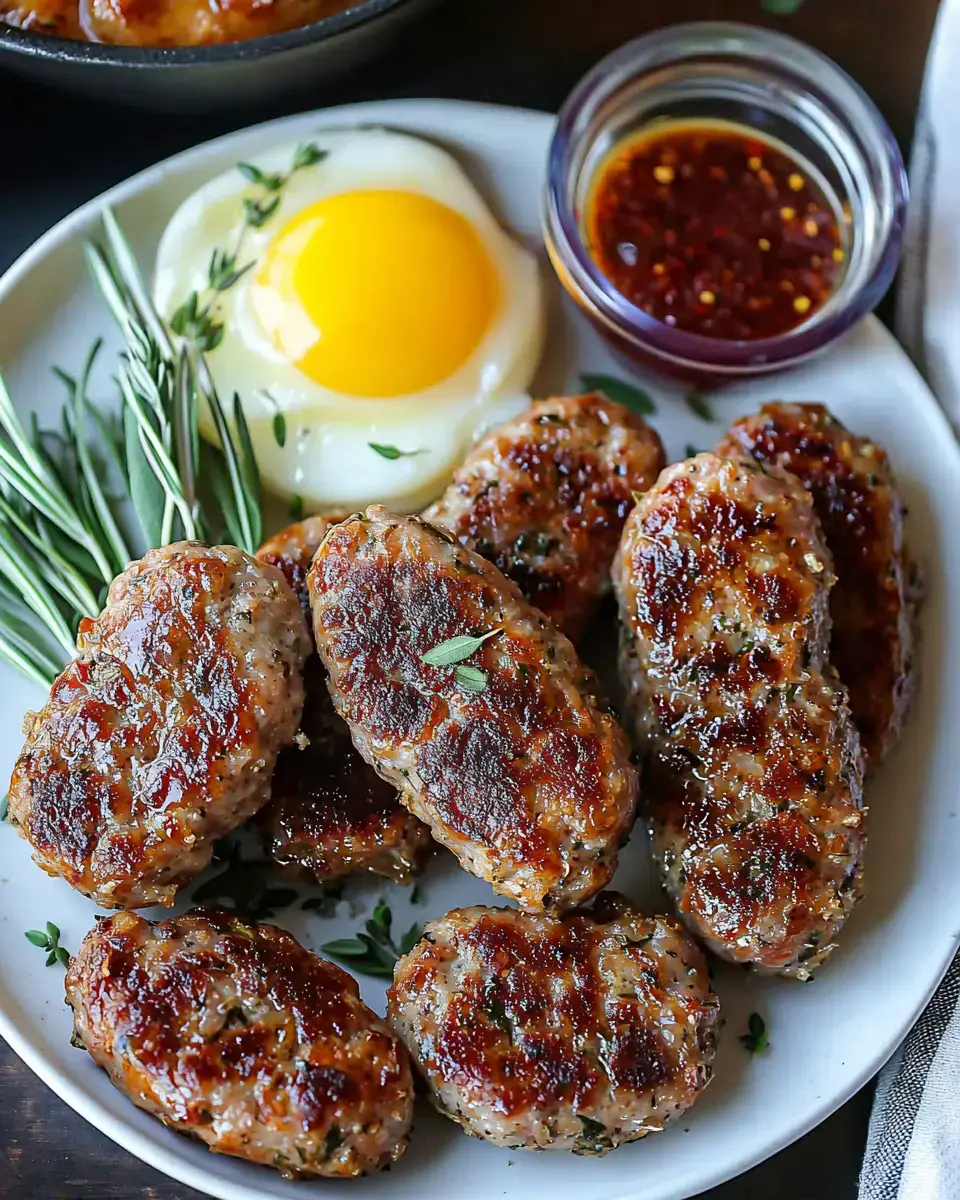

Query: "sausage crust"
<box><xmin>8</xmin><ymin>542</ymin><xmax>309</xmax><ymax>909</ymax></box>
<box><xmin>423</xmin><ymin>393</ymin><xmax>665</xmax><ymax>641</ymax></box>
<box><xmin>614</xmin><ymin>455</ymin><xmax>865</xmax><ymax>977</ymax></box>
<box><xmin>388</xmin><ymin>898</ymin><xmax>718</xmax><ymax>1152</ymax></box>
<box><xmin>716</xmin><ymin>403</ymin><xmax>918</xmax><ymax>766</ymax></box>
<box><xmin>308</xmin><ymin>506</ymin><xmax>638</xmax><ymax>913</ymax></box>
<box><xmin>257</xmin><ymin>519</ymin><xmax>431</xmax><ymax>884</ymax></box>
<box><xmin>65</xmin><ymin>910</ymin><xmax>413</xmax><ymax>1177</ymax></box>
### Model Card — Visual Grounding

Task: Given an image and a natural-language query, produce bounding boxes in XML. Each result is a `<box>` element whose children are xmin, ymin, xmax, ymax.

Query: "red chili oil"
<box><xmin>585</xmin><ymin>119</ymin><xmax>847</xmax><ymax>342</ymax></box>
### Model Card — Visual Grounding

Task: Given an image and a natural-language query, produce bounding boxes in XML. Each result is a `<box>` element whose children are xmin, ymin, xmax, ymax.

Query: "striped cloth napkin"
<box><xmin>865</xmin><ymin>1</ymin><xmax>960</xmax><ymax>1196</ymax></box>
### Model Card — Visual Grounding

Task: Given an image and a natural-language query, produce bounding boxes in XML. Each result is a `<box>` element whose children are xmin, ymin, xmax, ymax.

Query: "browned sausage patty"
<box><xmin>388</xmin><ymin>897</ymin><xmax>718</xmax><ymax>1152</ymax></box>
<box><xmin>614</xmin><ymin>455</ymin><xmax>865</xmax><ymax>977</ymax></box>
<box><xmin>257</xmin><ymin>519</ymin><xmax>431</xmax><ymax>884</ymax></box>
<box><xmin>308</xmin><ymin>506</ymin><xmax>639</xmax><ymax>913</ymax></box>
<box><xmin>65</xmin><ymin>910</ymin><xmax>413</xmax><ymax>1178</ymax></box>
<box><xmin>423</xmin><ymin>393</ymin><xmax>665</xmax><ymax>641</ymax></box>
<box><xmin>716</xmin><ymin>403</ymin><xmax>918</xmax><ymax>765</ymax></box>
<box><xmin>8</xmin><ymin>542</ymin><xmax>309</xmax><ymax>909</ymax></box>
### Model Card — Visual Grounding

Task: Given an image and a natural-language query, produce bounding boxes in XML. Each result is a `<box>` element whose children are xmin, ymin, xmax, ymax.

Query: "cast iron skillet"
<box><xmin>0</xmin><ymin>0</ymin><xmax>434</xmax><ymax>109</ymax></box>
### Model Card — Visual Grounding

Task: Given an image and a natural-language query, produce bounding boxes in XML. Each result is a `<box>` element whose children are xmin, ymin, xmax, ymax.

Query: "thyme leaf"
<box><xmin>422</xmin><ymin>628</ymin><xmax>502</xmax><ymax>667</ymax></box>
<box><xmin>740</xmin><ymin>1011</ymin><xmax>769</xmax><ymax>1054</ymax></box>
<box><xmin>322</xmin><ymin>899</ymin><xmax>423</xmax><ymax>979</ymax></box>
<box><xmin>454</xmin><ymin>664</ymin><xmax>488</xmax><ymax>694</ymax></box>
<box><xmin>685</xmin><ymin>391</ymin><xmax>715</xmax><ymax>422</ymax></box>
<box><xmin>580</xmin><ymin>373</ymin><xmax>656</xmax><ymax>415</ymax></box>
<box><xmin>25</xmin><ymin>921</ymin><xmax>70</xmax><ymax>967</ymax></box>
<box><xmin>368</xmin><ymin>443</ymin><xmax>426</xmax><ymax>461</ymax></box>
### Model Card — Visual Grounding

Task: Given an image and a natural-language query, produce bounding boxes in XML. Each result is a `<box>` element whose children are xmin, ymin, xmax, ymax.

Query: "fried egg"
<box><xmin>153</xmin><ymin>128</ymin><xmax>545</xmax><ymax>512</ymax></box>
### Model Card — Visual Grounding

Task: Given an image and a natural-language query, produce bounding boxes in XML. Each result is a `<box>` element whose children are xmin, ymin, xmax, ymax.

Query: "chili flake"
<box><xmin>585</xmin><ymin>119</ymin><xmax>845</xmax><ymax>341</ymax></box>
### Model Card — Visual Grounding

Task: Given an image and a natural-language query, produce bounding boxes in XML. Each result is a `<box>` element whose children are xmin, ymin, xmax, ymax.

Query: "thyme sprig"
<box><xmin>740</xmin><ymin>1011</ymin><xmax>769</xmax><ymax>1054</ymax></box>
<box><xmin>321</xmin><ymin>899</ymin><xmax>423</xmax><ymax>979</ymax></box>
<box><xmin>25</xmin><ymin>921</ymin><xmax>70</xmax><ymax>968</ymax></box>
<box><xmin>170</xmin><ymin>143</ymin><xmax>327</xmax><ymax>356</ymax></box>
<box><xmin>0</xmin><ymin>208</ymin><xmax>263</xmax><ymax>689</ymax></box>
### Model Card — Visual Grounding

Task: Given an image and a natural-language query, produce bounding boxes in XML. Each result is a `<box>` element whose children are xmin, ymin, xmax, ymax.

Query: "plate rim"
<box><xmin>1</xmin><ymin>97</ymin><xmax>959</xmax><ymax>1200</ymax></box>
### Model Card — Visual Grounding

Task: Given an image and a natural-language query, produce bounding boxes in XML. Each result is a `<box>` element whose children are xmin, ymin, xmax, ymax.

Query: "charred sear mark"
<box><xmin>66</xmin><ymin>910</ymin><xmax>413</xmax><ymax>1179</ymax></box>
<box><xmin>308</xmin><ymin>507</ymin><xmax>638</xmax><ymax>913</ymax></box>
<box><xmin>387</xmin><ymin>902</ymin><xmax>719</xmax><ymax>1152</ymax></box>
<box><xmin>424</xmin><ymin>393</ymin><xmax>665</xmax><ymax>641</ymax></box>
<box><xmin>717</xmin><ymin>402</ymin><xmax>916</xmax><ymax>765</ymax></box>
<box><xmin>615</xmin><ymin>454</ymin><xmax>865</xmax><ymax>978</ymax></box>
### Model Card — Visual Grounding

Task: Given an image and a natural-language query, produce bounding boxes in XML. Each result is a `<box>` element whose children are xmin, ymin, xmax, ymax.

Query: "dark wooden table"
<box><xmin>0</xmin><ymin>0</ymin><xmax>944</xmax><ymax>1196</ymax></box>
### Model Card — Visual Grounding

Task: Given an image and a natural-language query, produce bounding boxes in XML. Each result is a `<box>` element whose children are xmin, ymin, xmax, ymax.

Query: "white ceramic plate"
<box><xmin>1</xmin><ymin>100</ymin><xmax>959</xmax><ymax>1200</ymax></box>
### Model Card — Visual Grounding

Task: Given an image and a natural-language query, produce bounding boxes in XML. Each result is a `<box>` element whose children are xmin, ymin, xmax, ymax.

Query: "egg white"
<box><xmin>153</xmin><ymin>128</ymin><xmax>545</xmax><ymax>512</ymax></box>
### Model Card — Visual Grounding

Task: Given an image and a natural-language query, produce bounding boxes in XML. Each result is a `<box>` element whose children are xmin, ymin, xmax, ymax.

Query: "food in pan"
<box><xmin>716</xmin><ymin>402</ymin><xmax>919</xmax><ymax>767</ymax></box>
<box><xmin>65</xmin><ymin>909</ymin><xmax>414</xmax><ymax>1178</ymax></box>
<box><xmin>308</xmin><ymin>506</ymin><xmax>639</xmax><ymax>913</ymax></box>
<box><xmin>1</xmin><ymin>0</ymin><xmax>362</xmax><ymax>47</ymax></box>
<box><xmin>154</xmin><ymin>129</ymin><xmax>545</xmax><ymax>513</ymax></box>
<box><xmin>256</xmin><ymin>517</ymin><xmax>431</xmax><ymax>883</ymax></box>
<box><xmin>423</xmin><ymin>392</ymin><xmax>666</xmax><ymax>642</ymax></box>
<box><xmin>614</xmin><ymin>454</ymin><xmax>865</xmax><ymax>978</ymax></box>
<box><xmin>388</xmin><ymin>896</ymin><xmax>719</xmax><ymax>1152</ymax></box>
<box><xmin>8</xmin><ymin>542</ymin><xmax>309</xmax><ymax>908</ymax></box>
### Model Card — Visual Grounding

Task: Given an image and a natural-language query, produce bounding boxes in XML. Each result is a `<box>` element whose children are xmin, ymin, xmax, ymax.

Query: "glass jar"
<box><xmin>543</xmin><ymin>22</ymin><xmax>908</xmax><ymax>383</ymax></box>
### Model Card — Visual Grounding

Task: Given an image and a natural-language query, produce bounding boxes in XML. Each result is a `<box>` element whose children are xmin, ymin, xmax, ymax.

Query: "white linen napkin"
<box><xmin>896</xmin><ymin>0</ymin><xmax>960</xmax><ymax>428</ymax></box>
<box><xmin>864</xmin><ymin>2</ymin><xmax>960</xmax><ymax>1196</ymax></box>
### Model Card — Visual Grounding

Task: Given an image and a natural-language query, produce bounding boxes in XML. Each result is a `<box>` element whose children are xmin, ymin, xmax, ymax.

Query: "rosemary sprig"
<box><xmin>170</xmin><ymin>142</ymin><xmax>327</xmax><ymax>357</ymax></box>
<box><xmin>0</xmin><ymin>207</ymin><xmax>264</xmax><ymax>690</ymax></box>
<box><xmin>321</xmin><ymin>899</ymin><xmax>423</xmax><ymax>979</ymax></box>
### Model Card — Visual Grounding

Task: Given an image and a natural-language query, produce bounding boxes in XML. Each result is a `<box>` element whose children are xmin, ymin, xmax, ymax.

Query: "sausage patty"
<box><xmin>716</xmin><ymin>402</ymin><xmax>918</xmax><ymax>766</ymax></box>
<box><xmin>257</xmin><ymin>518</ymin><xmax>431</xmax><ymax>884</ymax></box>
<box><xmin>388</xmin><ymin>897</ymin><xmax>719</xmax><ymax>1152</ymax></box>
<box><xmin>308</xmin><ymin>506</ymin><xmax>638</xmax><ymax>913</ymax></box>
<box><xmin>423</xmin><ymin>393</ymin><xmax>665</xmax><ymax>641</ymax></box>
<box><xmin>65</xmin><ymin>910</ymin><xmax>413</xmax><ymax>1178</ymax></box>
<box><xmin>8</xmin><ymin>542</ymin><xmax>309</xmax><ymax>909</ymax></box>
<box><xmin>614</xmin><ymin>455</ymin><xmax>865</xmax><ymax>978</ymax></box>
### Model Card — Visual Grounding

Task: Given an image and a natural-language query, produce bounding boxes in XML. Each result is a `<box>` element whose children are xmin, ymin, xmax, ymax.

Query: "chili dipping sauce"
<box><xmin>585</xmin><ymin>119</ymin><xmax>847</xmax><ymax>342</ymax></box>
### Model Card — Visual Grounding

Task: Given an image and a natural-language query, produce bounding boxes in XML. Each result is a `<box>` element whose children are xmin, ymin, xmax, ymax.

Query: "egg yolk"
<box><xmin>252</xmin><ymin>190</ymin><xmax>499</xmax><ymax>398</ymax></box>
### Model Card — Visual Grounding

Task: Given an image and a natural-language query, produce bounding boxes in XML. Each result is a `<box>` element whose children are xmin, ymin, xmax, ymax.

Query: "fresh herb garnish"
<box><xmin>25</xmin><ymin>921</ymin><xmax>70</xmax><ymax>968</ymax></box>
<box><xmin>0</xmin><ymin>209</ymin><xmax>264</xmax><ymax>689</ymax></box>
<box><xmin>293</xmin><ymin>143</ymin><xmax>327</xmax><ymax>171</ymax></box>
<box><xmin>422</xmin><ymin>628</ymin><xmax>502</xmax><ymax>667</ymax></box>
<box><xmin>321</xmin><ymin>898</ymin><xmax>422</xmax><ymax>979</ymax></box>
<box><xmin>575</xmin><ymin>1114</ymin><xmax>612</xmax><ymax>1153</ymax></box>
<box><xmin>580</xmin><ymin>373</ymin><xmax>657</xmax><ymax>415</ymax></box>
<box><xmin>368</xmin><ymin>443</ymin><xmax>426</xmax><ymax>461</ymax></box>
<box><xmin>454</xmin><ymin>664</ymin><xmax>488</xmax><ymax>694</ymax></box>
<box><xmin>740</xmin><ymin>1011</ymin><xmax>769</xmax><ymax>1054</ymax></box>
<box><xmin>289</xmin><ymin>493</ymin><xmax>304</xmax><ymax>521</ymax></box>
<box><xmin>0</xmin><ymin>793</ymin><xmax>7</xmax><ymax>821</ymax></box>
<box><xmin>170</xmin><ymin>143</ymin><xmax>326</xmax><ymax>358</ymax></box>
<box><xmin>685</xmin><ymin>443</ymin><xmax>704</xmax><ymax>459</ymax></box>
<box><xmin>324</xmin><ymin>1125</ymin><xmax>344</xmax><ymax>1158</ymax></box>
<box><xmin>685</xmin><ymin>391</ymin><xmax>715</xmax><ymax>422</ymax></box>
<box><xmin>484</xmin><ymin>995</ymin><xmax>513</xmax><ymax>1037</ymax></box>
<box><xmin>409</xmin><ymin>882</ymin><xmax>422</xmax><ymax>905</ymax></box>
<box><xmin>273</xmin><ymin>412</ymin><xmax>287</xmax><ymax>448</ymax></box>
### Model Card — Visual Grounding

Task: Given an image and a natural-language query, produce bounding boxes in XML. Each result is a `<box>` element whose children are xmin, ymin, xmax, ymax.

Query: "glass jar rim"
<box><xmin>545</xmin><ymin>21</ymin><xmax>908</xmax><ymax>372</ymax></box>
